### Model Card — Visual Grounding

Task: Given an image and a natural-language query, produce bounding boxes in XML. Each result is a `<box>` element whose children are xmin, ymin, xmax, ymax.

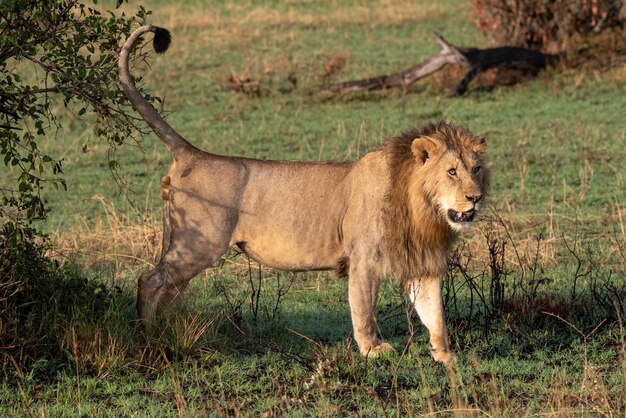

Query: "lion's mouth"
<box><xmin>447</xmin><ymin>209</ymin><xmax>476</xmax><ymax>224</ymax></box>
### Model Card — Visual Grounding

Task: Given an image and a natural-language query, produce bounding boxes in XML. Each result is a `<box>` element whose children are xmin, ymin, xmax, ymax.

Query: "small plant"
<box><xmin>153</xmin><ymin>312</ymin><xmax>221</xmax><ymax>360</ymax></box>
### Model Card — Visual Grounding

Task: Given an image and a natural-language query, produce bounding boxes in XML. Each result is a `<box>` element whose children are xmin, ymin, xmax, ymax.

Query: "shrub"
<box><xmin>470</xmin><ymin>0</ymin><xmax>625</xmax><ymax>51</ymax></box>
<box><xmin>0</xmin><ymin>223</ymin><xmax>118</xmax><ymax>373</ymax></box>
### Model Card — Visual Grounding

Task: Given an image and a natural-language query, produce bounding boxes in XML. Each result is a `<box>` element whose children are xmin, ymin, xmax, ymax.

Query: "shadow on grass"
<box><xmin>4</xmin><ymin>273</ymin><xmax>622</xmax><ymax>416</ymax></box>
<box><xmin>2</xmin><ymin>254</ymin><xmax>621</xmax><ymax>389</ymax></box>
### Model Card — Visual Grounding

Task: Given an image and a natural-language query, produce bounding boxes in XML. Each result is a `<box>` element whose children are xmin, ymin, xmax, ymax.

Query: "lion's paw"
<box><xmin>432</xmin><ymin>350</ymin><xmax>458</xmax><ymax>364</ymax></box>
<box><xmin>364</xmin><ymin>342</ymin><xmax>395</xmax><ymax>358</ymax></box>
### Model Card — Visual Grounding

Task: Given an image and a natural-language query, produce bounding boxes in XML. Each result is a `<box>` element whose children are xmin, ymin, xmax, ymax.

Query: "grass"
<box><xmin>2</xmin><ymin>0</ymin><xmax>626</xmax><ymax>416</ymax></box>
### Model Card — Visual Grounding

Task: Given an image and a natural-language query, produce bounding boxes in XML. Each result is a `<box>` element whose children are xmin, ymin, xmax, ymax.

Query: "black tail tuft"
<box><xmin>153</xmin><ymin>27</ymin><xmax>171</xmax><ymax>54</ymax></box>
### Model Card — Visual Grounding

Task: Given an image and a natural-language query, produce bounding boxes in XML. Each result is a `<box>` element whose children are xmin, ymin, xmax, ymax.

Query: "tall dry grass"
<box><xmin>52</xmin><ymin>195</ymin><xmax>162</xmax><ymax>284</ymax></box>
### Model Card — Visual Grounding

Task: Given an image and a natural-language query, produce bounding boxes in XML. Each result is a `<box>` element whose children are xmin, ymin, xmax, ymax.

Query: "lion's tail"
<box><xmin>118</xmin><ymin>26</ymin><xmax>193</xmax><ymax>154</ymax></box>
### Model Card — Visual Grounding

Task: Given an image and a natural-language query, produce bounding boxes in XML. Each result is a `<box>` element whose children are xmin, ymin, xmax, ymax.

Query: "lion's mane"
<box><xmin>381</xmin><ymin>122</ymin><xmax>488</xmax><ymax>286</ymax></box>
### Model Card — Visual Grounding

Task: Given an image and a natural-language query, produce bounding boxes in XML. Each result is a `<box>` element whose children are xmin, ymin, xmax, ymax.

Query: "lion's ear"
<box><xmin>471</xmin><ymin>136</ymin><xmax>487</xmax><ymax>155</ymax></box>
<box><xmin>411</xmin><ymin>135</ymin><xmax>444</xmax><ymax>164</ymax></box>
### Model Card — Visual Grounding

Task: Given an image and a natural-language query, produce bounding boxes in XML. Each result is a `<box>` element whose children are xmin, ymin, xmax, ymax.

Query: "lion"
<box><xmin>119</xmin><ymin>26</ymin><xmax>489</xmax><ymax>362</ymax></box>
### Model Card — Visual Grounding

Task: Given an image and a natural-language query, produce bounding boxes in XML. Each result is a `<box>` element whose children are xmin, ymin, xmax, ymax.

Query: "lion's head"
<box><xmin>382</xmin><ymin>122</ymin><xmax>489</xmax><ymax>282</ymax></box>
<box><xmin>409</xmin><ymin>123</ymin><xmax>490</xmax><ymax>232</ymax></box>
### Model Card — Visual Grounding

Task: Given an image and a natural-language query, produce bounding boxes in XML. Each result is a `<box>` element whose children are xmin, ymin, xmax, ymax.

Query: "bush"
<box><xmin>470</xmin><ymin>0</ymin><xmax>625</xmax><ymax>51</ymax></box>
<box><xmin>0</xmin><ymin>223</ymin><xmax>118</xmax><ymax>374</ymax></box>
<box><xmin>0</xmin><ymin>0</ymin><xmax>159</xmax><ymax>375</ymax></box>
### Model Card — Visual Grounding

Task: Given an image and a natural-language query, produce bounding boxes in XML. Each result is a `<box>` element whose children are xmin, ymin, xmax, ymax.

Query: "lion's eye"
<box><xmin>473</xmin><ymin>166</ymin><xmax>481</xmax><ymax>174</ymax></box>
<box><xmin>448</xmin><ymin>168</ymin><xmax>457</xmax><ymax>176</ymax></box>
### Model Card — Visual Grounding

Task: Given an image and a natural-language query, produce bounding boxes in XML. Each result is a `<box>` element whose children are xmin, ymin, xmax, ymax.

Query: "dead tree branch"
<box><xmin>330</xmin><ymin>33</ymin><xmax>559</xmax><ymax>96</ymax></box>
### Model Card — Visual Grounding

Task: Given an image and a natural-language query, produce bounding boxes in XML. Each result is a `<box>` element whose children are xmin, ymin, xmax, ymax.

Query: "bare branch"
<box><xmin>329</xmin><ymin>33</ymin><xmax>559</xmax><ymax>96</ymax></box>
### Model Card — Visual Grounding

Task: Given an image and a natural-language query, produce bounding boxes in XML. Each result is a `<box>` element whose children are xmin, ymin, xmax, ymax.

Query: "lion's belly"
<box><xmin>229</xmin><ymin>160</ymin><xmax>351</xmax><ymax>271</ymax></box>
<box><xmin>233</xmin><ymin>215</ymin><xmax>343</xmax><ymax>271</ymax></box>
<box><xmin>239</xmin><ymin>240</ymin><xmax>338</xmax><ymax>271</ymax></box>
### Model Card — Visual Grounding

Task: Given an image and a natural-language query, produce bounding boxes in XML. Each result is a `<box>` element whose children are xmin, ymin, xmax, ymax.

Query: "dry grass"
<box><xmin>152</xmin><ymin>1</ymin><xmax>446</xmax><ymax>33</ymax></box>
<box><xmin>61</xmin><ymin>325</ymin><xmax>134</xmax><ymax>378</ymax></box>
<box><xmin>471</xmin><ymin>211</ymin><xmax>559</xmax><ymax>269</ymax></box>
<box><xmin>604</xmin><ymin>61</ymin><xmax>626</xmax><ymax>83</ymax></box>
<box><xmin>51</xmin><ymin>195</ymin><xmax>162</xmax><ymax>283</ymax></box>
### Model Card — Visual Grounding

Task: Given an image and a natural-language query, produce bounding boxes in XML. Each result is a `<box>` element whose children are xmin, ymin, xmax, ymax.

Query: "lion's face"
<box><xmin>434</xmin><ymin>150</ymin><xmax>487</xmax><ymax>231</ymax></box>
<box><xmin>411</xmin><ymin>133</ymin><xmax>489</xmax><ymax>232</ymax></box>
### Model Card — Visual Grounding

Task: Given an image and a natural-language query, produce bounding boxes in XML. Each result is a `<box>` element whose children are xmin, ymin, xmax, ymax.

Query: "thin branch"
<box><xmin>0</xmin><ymin>124</ymin><xmax>21</xmax><ymax>130</ymax></box>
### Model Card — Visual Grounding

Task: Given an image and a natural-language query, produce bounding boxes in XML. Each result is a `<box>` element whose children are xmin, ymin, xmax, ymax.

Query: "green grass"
<box><xmin>2</xmin><ymin>0</ymin><xmax>625</xmax><ymax>416</ymax></box>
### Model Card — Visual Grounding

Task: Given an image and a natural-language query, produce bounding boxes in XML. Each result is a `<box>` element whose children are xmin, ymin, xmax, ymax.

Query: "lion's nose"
<box><xmin>466</xmin><ymin>194</ymin><xmax>483</xmax><ymax>204</ymax></box>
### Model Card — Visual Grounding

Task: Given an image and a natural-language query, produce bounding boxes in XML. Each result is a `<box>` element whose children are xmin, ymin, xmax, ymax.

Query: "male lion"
<box><xmin>119</xmin><ymin>26</ymin><xmax>489</xmax><ymax>362</ymax></box>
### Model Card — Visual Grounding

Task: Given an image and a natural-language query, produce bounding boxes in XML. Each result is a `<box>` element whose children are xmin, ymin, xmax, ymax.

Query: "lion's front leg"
<box><xmin>348</xmin><ymin>261</ymin><xmax>394</xmax><ymax>357</ymax></box>
<box><xmin>407</xmin><ymin>277</ymin><xmax>457</xmax><ymax>363</ymax></box>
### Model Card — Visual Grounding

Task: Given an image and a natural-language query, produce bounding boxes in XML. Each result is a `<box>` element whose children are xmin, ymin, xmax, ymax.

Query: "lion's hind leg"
<box><xmin>136</xmin><ymin>179</ymin><xmax>182</xmax><ymax>325</ymax></box>
<box><xmin>137</xmin><ymin>262</ymin><xmax>178</xmax><ymax>325</ymax></box>
<box><xmin>137</xmin><ymin>241</ymin><xmax>229</xmax><ymax>326</ymax></box>
<box><xmin>137</xmin><ymin>200</ymin><xmax>233</xmax><ymax>326</ymax></box>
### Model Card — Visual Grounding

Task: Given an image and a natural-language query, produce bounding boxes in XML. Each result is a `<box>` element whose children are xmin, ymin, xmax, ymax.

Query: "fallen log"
<box><xmin>329</xmin><ymin>33</ymin><xmax>559</xmax><ymax>96</ymax></box>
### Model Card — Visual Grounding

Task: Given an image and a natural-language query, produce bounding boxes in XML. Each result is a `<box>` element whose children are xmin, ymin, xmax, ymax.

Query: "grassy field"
<box><xmin>2</xmin><ymin>0</ymin><xmax>626</xmax><ymax>416</ymax></box>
